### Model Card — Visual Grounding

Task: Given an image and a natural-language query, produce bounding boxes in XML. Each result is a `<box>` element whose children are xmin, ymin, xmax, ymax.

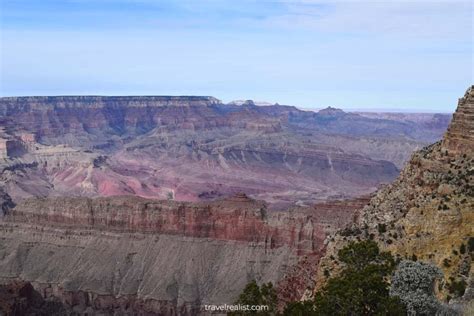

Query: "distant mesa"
<box><xmin>228</xmin><ymin>99</ymin><xmax>275</xmax><ymax>106</ymax></box>
<box><xmin>0</xmin><ymin>95</ymin><xmax>222</xmax><ymax>110</ymax></box>
<box><xmin>317</xmin><ymin>106</ymin><xmax>346</xmax><ymax>116</ymax></box>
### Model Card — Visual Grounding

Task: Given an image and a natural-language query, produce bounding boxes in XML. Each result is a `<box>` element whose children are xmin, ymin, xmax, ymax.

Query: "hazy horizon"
<box><xmin>1</xmin><ymin>0</ymin><xmax>472</xmax><ymax>112</ymax></box>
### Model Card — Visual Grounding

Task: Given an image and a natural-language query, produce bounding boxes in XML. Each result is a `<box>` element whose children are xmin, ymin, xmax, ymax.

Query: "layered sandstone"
<box><xmin>7</xmin><ymin>195</ymin><xmax>323</xmax><ymax>254</ymax></box>
<box><xmin>0</xmin><ymin>96</ymin><xmax>221</xmax><ymax>111</ymax></box>
<box><xmin>0</xmin><ymin>96</ymin><xmax>450</xmax><ymax>206</ymax></box>
<box><xmin>315</xmin><ymin>86</ymin><xmax>474</xmax><ymax>303</ymax></box>
<box><xmin>0</xmin><ymin>94</ymin><xmax>455</xmax><ymax>314</ymax></box>
<box><xmin>442</xmin><ymin>86</ymin><xmax>474</xmax><ymax>154</ymax></box>
<box><xmin>0</xmin><ymin>194</ymin><xmax>366</xmax><ymax>314</ymax></box>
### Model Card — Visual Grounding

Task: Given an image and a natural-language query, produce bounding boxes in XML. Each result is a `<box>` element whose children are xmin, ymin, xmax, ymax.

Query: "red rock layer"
<box><xmin>7</xmin><ymin>195</ymin><xmax>368</xmax><ymax>256</ymax></box>
<box><xmin>442</xmin><ymin>85</ymin><xmax>474</xmax><ymax>154</ymax></box>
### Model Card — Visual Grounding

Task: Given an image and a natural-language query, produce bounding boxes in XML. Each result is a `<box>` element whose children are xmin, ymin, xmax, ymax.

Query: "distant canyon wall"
<box><xmin>0</xmin><ymin>95</ymin><xmax>450</xmax><ymax>206</ymax></box>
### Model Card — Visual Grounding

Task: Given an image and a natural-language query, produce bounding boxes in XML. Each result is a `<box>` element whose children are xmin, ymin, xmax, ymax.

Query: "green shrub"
<box><xmin>377</xmin><ymin>223</ymin><xmax>387</xmax><ymax>234</ymax></box>
<box><xmin>447</xmin><ymin>279</ymin><xmax>467</xmax><ymax>297</ymax></box>
<box><xmin>283</xmin><ymin>301</ymin><xmax>315</xmax><ymax>316</ymax></box>
<box><xmin>460</xmin><ymin>243</ymin><xmax>466</xmax><ymax>254</ymax></box>
<box><xmin>230</xmin><ymin>280</ymin><xmax>277</xmax><ymax>316</ymax></box>
<box><xmin>284</xmin><ymin>241</ymin><xmax>405</xmax><ymax>316</ymax></box>
<box><xmin>468</xmin><ymin>237</ymin><xmax>474</xmax><ymax>252</ymax></box>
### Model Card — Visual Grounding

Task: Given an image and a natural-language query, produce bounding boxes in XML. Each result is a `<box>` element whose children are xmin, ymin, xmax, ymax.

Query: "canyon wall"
<box><xmin>0</xmin><ymin>194</ymin><xmax>367</xmax><ymax>314</ymax></box>
<box><xmin>0</xmin><ymin>94</ymin><xmax>455</xmax><ymax>314</ymax></box>
<box><xmin>315</xmin><ymin>86</ymin><xmax>474</xmax><ymax>304</ymax></box>
<box><xmin>0</xmin><ymin>96</ymin><xmax>450</xmax><ymax>206</ymax></box>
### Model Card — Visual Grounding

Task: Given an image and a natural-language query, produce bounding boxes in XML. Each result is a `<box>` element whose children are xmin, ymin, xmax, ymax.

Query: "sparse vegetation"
<box><xmin>282</xmin><ymin>241</ymin><xmax>406</xmax><ymax>315</ymax></box>
<box><xmin>468</xmin><ymin>237</ymin><xmax>474</xmax><ymax>252</ymax></box>
<box><xmin>443</xmin><ymin>258</ymin><xmax>451</xmax><ymax>267</ymax></box>
<box><xmin>377</xmin><ymin>223</ymin><xmax>387</xmax><ymax>234</ymax></box>
<box><xmin>390</xmin><ymin>260</ymin><xmax>443</xmax><ymax>315</ymax></box>
<box><xmin>230</xmin><ymin>280</ymin><xmax>277</xmax><ymax>316</ymax></box>
<box><xmin>447</xmin><ymin>279</ymin><xmax>467</xmax><ymax>298</ymax></box>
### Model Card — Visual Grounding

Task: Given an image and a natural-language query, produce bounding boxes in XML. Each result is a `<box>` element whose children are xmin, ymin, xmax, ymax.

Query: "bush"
<box><xmin>228</xmin><ymin>280</ymin><xmax>278</xmax><ymax>316</ymax></box>
<box><xmin>390</xmin><ymin>260</ymin><xmax>443</xmax><ymax>315</ymax></box>
<box><xmin>230</xmin><ymin>280</ymin><xmax>277</xmax><ymax>316</ymax></box>
<box><xmin>468</xmin><ymin>237</ymin><xmax>474</xmax><ymax>252</ymax></box>
<box><xmin>459</xmin><ymin>244</ymin><xmax>466</xmax><ymax>254</ymax></box>
<box><xmin>337</xmin><ymin>240</ymin><xmax>395</xmax><ymax>272</ymax></box>
<box><xmin>283</xmin><ymin>301</ymin><xmax>315</xmax><ymax>316</ymax></box>
<box><xmin>377</xmin><ymin>223</ymin><xmax>387</xmax><ymax>234</ymax></box>
<box><xmin>443</xmin><ymin>258</ymin><xmax>451</xmax><ymax>267</ymax></box>
<box><xmin>284</xmin><ymin>241</ymin><xmax>405</xmax><ymax>315</ymax></box>
<box><xmin>447</xmin><ymin>279</ymin><xmax>467</xmax><ymax>297</ymax></box>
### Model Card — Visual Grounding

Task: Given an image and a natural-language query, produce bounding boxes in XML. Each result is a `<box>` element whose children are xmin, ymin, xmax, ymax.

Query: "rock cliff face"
<box><xmin>7</xmin><ymin>195</ymin><xmax>324</xmax><ymax>254</ymax></box>
<box><xmin>0</xmin><ymin>96</ymin><xmax>450</xmax><ymax>207</ymax></box>
<box><xmin>0</xmin><ymin>188</ymin><xmax>14</xmax><ymax>216</ymax></box>
<box><xmin>442</xmin><ymin>87</ymin><xmax>474</xmax><ymax>154</ymax></box>
<box><xmin>315</xmin><ymin>86</ymin><xmax>474</xmax><ymax>302</ymax></box>
<box><xmin>0</xmin><ymin>95</ymin><xmax>454</xmax><ymax>314</ymax></box>
<box><xmin>0</xmin><ymin>281</ymin><xmax>71</xmax><ymax>315</ymax></box>
<box><xmin>0</xmin><ymin>194</ymin><xmax>367</xmax><ymax>314</ymax></box>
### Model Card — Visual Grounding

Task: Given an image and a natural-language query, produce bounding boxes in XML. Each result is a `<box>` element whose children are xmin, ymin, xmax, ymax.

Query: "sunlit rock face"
<box><xmin>442</xmin><ymin>86</ymin><xmax>474</xmax><ymax>155</ymax></box>
<box><xmin>315</xmin><ymin>86</ymin><xmax>474</xmax><ymax>304</ymax></box>
<box><xmin>0</xmin><ymin>96</ymin><xmax>449</xmax><ymax>207</ymax></box>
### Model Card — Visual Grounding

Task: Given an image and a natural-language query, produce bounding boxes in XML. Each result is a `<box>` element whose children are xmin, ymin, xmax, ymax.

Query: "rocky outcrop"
<box><xmin>0</xmin><ymin>195</ymin><xmax>366</xmax><ymax>314</ymax></box>
<box><xmin>315</xmin><ymin>86</ymin><xmax>474</xmax><ymax>303</ymax></box>
<box><xmin>442</xmin><ymin>86</ymin><xmax>474</xmax><ymax>154</ymax></box>
<box><xmin>7</xmin><ymin>195</ymin><xmax>323</xmax><ymax>254</ymax></box>
<box><xmin>0</xmin><ymin>281</ymin><xmax>70</xmax><ymax>315</ymax></box>
<box><xmin>0</xmin><ymin>188</ymin><xmax>14</xmax><ymax>216</ymax></box>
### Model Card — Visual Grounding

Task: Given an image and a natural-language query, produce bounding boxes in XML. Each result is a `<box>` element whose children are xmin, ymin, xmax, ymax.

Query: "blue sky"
<box><xmin>0</xmin><ymin>0</ymin><xmax>472</xmax><ymax>112</ymax></box>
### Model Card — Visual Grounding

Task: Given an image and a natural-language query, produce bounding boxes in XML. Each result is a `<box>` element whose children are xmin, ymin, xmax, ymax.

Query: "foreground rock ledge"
<box><xmin>0</xmin><ymin>195</ymin><xmax>367</xmax><ymax>315</ymax></box>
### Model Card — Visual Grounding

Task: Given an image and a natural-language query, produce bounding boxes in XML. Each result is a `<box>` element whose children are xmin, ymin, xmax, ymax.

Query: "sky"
<box><xmin>0</xmin><ymin>0</ymin><xmax>472</xmax><ymax>112</ymax></box>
